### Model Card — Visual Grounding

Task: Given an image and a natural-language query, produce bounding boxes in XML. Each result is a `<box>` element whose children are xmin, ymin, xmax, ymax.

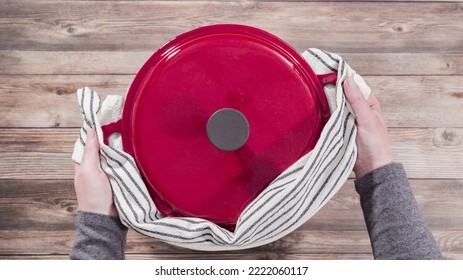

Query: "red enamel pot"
<box><xmin>102</xmin><ymin>24</ymin><xmax>336</xmax><ymax>230</ymax></box>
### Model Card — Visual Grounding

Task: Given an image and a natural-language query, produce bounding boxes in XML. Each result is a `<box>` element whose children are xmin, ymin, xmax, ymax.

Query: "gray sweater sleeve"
<box><xmin>70</xmin><ymin>211</ymin><xmax>128</xmax><ymax>260</ymax></box>
<box><xmin>355</xmin><ymin>163</ymin><xmax>443</xmax><ymax>259</ymax></box>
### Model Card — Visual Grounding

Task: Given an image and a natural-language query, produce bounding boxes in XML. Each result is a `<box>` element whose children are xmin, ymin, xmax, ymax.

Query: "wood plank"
<box><xmin>1</xmin><ymin>178</ymin><xmax>461</xmax><ymax>258</ymax></box>
<box><xmin>0</xmin><ymin>152</ymin><xmax>74</xmax><ymax>179</ymax></box>
<box><xmin>0</xmin><ymin>51</ymin><xmax>147</xmax><ymax>75</ymax></box>
<box><xmin>0</xmin><ymin>253</ymin><xmax>374</xmax><ymax>260</ymax></box>
<box><xmin>0</xmin><ymin>129</ymin><xmax>79</xmax><ymax>153</ymax></box>
<box><xmin>370</xmin><ymin>76</ymin><xmax>463</xmax><ymax>128</ymax></box>
<box><xmin>0</xmin><ymin>74</ymin><xmax>131</xmax><ymax>128</ymax></box>
<box><xmin>389</xmin><ymin>128</ymin><xmax>463</xmax><ymax>179</ymax></box>
<box><xmin>0</xmin><ymin>180</ymin><xmax>77</xmax><ymax>231</ymax></box>
<box><xmin>1</xmin><ymin>0</ymin><xmax>461</xmax><ymax>262</ymax></box>
<box><xmin>27</xmin><ymin>1</ymin><xmax>463</xmax><ymax>3</ymax></box>
<box><xmin>1</xmin><ymin>179</ymin><xmax>462</xmax><ymax>232</ymax></box>
<box><xmin>0</xmin><ymin>229</ymin><xmax>371</xmax><ymax>255</ymax></box>
<box><xmin>2</xmin><ymin>251</ymin><xmax>461</xmax><ymax>260</ymax></box>
<box><xmin>3</xmin><ymin>251</ymin><xmax>462</xmax><ymax>260</ymax></box>
<box><xmin>1</xmin><ymin>2</ymin><xmax>462</xmax><ymax>52</ymax></box>
<box><xmin>1</xmin><ymin>51</ymin><xmax>462</xmax><ymax>75</ymax></box>
<box><xmin>1</xmin><ymin>127</ymin><xmax>462</xmax><ymax>179</ymax></box>
<box><xmin>1</xmin><ymin>229</ymin><xmax>461</xmax><ymax>258</ymax></box>
<box><xmin>1</xmin><ymin>75</ymin><xmax>462</xmax><ymax>128</ymax></box>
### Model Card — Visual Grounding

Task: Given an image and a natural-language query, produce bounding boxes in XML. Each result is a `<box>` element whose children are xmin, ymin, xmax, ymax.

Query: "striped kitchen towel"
<box><xmin>72</xmin><ymin>48</ymin><xmax>370</xmax><ymax>251</ymax></box>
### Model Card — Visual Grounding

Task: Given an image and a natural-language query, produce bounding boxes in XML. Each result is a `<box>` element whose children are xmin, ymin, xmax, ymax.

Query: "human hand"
<box><xmin>74</xmin><ymin>129</ymin><xmax>118</xmax><ymax>217</ymax></box>
<box><xmin>343</xmin><ymin>76</ymin><xmax>393</xmax><ymax>179</ymax></box>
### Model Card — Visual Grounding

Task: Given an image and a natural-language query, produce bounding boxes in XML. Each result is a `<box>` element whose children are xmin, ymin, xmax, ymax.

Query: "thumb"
<box><xmin>81</xmin><ymin>129</ymin><xmax>101</xmax><ymax>169</ymax></box>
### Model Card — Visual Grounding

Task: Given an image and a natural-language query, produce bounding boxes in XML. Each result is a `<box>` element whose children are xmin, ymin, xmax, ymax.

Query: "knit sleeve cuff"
<box><xmin>354</xmin><ymin>162</ymin><xmax>407</xmax><ymax>196</ymax></box>
<box><xmin>76</xmin><ymin>211</ymin><xmax>127</xmax><ymax>233</ymax></box>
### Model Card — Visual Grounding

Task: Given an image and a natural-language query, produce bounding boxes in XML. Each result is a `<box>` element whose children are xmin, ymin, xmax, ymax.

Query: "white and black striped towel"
<box><xmin>72</xmin><ymin>48</ymin><xmax>370</xmax><ymax>251</ymax></box>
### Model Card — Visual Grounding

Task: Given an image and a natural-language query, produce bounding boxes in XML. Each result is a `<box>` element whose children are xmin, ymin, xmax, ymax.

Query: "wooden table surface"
<box><xmin>1</xmin><ymin>0</ymin><xmax>462</xmax><ymax>260</ymax></box>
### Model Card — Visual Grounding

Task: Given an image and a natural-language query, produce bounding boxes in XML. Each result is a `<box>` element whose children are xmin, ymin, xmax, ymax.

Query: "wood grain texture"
<box><xmin>0</xmin><ymin>180</ymin><xmax>77</xmax><ymax>231</ymax></box>
<box><xmin>1</xmin><ymin>179</ymin><xmax>462</xmax><ymax>232</ymax></box>
<box><xmin>1</xmin><ymin>229</ymin><xmax>461</xmax><ymax>258</ymax></box>
<box><xmin>0</xmin><ymin>252</ymin><xmax>457</xmax><ymax>260</ymax></box>
<box><xmin>1</xmin><ymin>0</ymin><xmax>462</xmax><ymax>261</ymax></box>
<box><xmin>1</xmin><ymin>1</ymin><xmax>462</xmax><ymax>52</ymax></box>
<box><xmin>1</xmin><ymin>75</ymin><xmax>462</xmax><ymax>128</ymax></box>
<box><xmin>0</xmin><ymin>229</ymin><xmax>363</xmax><ymax>257</ymax></box>
<box><xmin>1</xmin><ymin>251</ymin><xmax>462</xmax><ymax>260</ymax></box>
<box><xmin>1</xmin><ymin>128</ymin><xmax>462</xmax><ymax>179</ymax></box>
<box><xmin>0</xmin><ymin>228</ymin><xmax>372</xmax><ymax>255</ymax></box>
<box><xmin>389</xmin><ymin>128</ymin><xmax>463</xmax><ymax>179</ymax></box>
<box><xmin>1</xmin><ymin>178</ymin><xmax>461</xmax><ymax>259</ymax></box>
<box><xmin>24</xmin><ymin>0</ymin><xmax>463</xmax><ymax>3</ymax></box>
<box><xmin>0</xmin><ymin>129</ymin><xmax>79</xmax><ymax>153</ymax></box>
<box><xmin>0</xmin><ymin>253</ymin><xmax>375</xmax><ymax>260</ymax></box>
<box><xmin>0</xmin><ymin>152</ymin><xmax>74</xmax><ymax>179</ymax></box>
<box><xmin>2</xmin><ymin>51</ymin><xmax>463</xmax><ymax>75</ymax></box>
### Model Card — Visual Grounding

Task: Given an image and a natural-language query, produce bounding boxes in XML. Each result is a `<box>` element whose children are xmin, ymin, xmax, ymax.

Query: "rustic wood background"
<box><xmin>1</xmin><ymin>0</ymin><xmax>462</xmax><ymax>260</ymax></box>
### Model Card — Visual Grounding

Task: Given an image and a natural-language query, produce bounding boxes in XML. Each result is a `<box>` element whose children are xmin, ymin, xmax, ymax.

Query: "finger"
<box><xmin>74</xmin><ymin>163</ymin><xmax>82</xmax><ymax>182</ymax></box>
<box><xmin>367</xmin><ymin>93</ymin><xmax>382</xmax><ymax>112</ymax></box>
<box><xmin>74</xmin><ymin>162</ymin><xmax>81</xmax><ymax>172</ymax></box>
<box><xmin>343</xmin><ymin>76</ymin><xmax>371</xmax><ymax>125</ymax></box>
<box><xmin>367</xmin><ymin>94</ymin><xmax>388</xmax><ymax>126</ymax></box>
<box><xmin>81</xmin><ymin>129</ymin><xmax>101</xmax><ymax>169</ymax></box>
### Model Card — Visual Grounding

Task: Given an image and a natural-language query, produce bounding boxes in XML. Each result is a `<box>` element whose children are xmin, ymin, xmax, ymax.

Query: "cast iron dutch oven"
<box><xmin>102</xmin><ymin>24</ymin><xmax>337</xmax><ymax>230</ymax></box>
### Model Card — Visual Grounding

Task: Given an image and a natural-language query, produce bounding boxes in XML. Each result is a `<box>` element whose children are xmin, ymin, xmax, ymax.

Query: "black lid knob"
<box><xmin>206</xmin><ymin>108</ymin><xmax>250</xmax><ymax>151</ymax></box>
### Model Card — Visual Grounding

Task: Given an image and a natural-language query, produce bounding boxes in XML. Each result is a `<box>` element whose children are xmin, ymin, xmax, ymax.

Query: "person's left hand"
<box><xmin>74</xmin><ymin>129</ymin><xmax>118</xmax><ymax>217</ymax></box>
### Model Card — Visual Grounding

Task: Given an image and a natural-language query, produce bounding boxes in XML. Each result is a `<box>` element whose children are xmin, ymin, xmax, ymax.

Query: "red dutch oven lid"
<box><xmin>103</xmin><ymin>24</ymin><xmax>336</xmax><ymax>230</ymax></box>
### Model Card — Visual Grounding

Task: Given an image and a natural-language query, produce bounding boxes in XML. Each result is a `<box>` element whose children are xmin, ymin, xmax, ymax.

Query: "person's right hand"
<box><xmin>343</xmin><ymin>76</ymin><xmax>394</xmax><ymax>179</ymax></box>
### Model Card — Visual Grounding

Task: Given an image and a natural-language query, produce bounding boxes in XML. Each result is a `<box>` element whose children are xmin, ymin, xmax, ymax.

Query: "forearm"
<box><xmin>355</xmin><ymin>163</ymin><xmax>443</xmax><ymax>259</ymax></box>
<box><xmin>70</xmin><ymin>211</ymin><xmax>128</xmax><ymax>260</ymax></box>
